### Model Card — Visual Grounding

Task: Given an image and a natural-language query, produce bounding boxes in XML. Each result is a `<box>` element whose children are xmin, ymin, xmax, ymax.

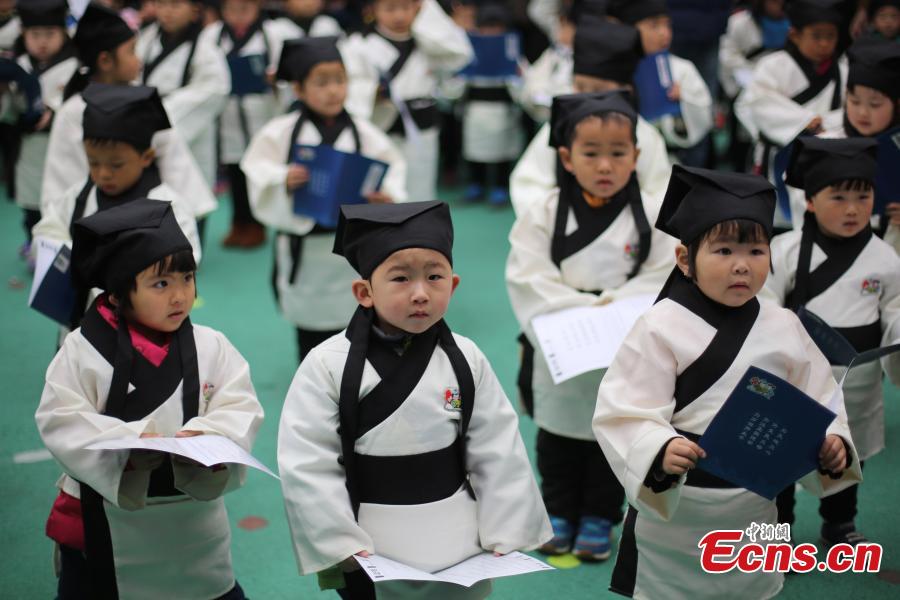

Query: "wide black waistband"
<box><xmin>675</xmin><ymin>429</ymin><xmax>739</xmax><ymax>489</ymax></box>
<box><xmin>466</xmin><ymin>86</ymin><xmax>512</xmax><ymax>103</ymax></box>
<box><xmin>835</xmin><ymin>321</ymin><xmax>882</xmax><ymax>357</ymax></box>
<box><xmin>354</xmin><ymin>438</ymin><xmax>466</xmax><ymax>505</ymax></box>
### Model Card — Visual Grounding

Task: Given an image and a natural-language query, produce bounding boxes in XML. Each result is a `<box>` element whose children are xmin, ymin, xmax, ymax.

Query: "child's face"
<box><xmin>873</xmin><ymin>6</ymin><xmax>900</xmax><ymax>39</ymax></box>
<box><xmin>85</xmin><ymin>141</ymin><xmax>155</xmax><ymax>196</ymax></box>
<box><xmin>23</xmin><ymin>27</ymin><xmax>66</xmax><ymax>63</ymax></box>
<box><xmin>677</xmin><ymin>235</ymin><xmax>770</xmax><ymax>307</ymax></box>
<box><xmin>354</xmin><ymin>248</ymin><xmax>460</xmax><ymax>336</ymax></box>
<box><xmin>762</xmin><ymin>0</ymin><xmax>785</xmax><ymax>19</ymax></box>
<box><xmin>788</xmin><ymin>23</ymin><xmax>838</xmax><ymax>64</ymax></box>
<box><xmin>558</xmin><ymin>116</ymin><xmax>638</xmax><ymax>200</ymax></box>
<box><xmin>477</xmin><ymin>24</ymin><xmax>505</xmax><ymax>36</ymax></box>
<box><xmin>846</xmin><ymin>85</ymin><xmax>895</xmax><ymax>136</ymax></box>
<box><xmin>373</xmin><ymin>0</ymin><xmax>419</xmax><ymax>36</ymax></box>
<box><xmin>286</xmin><ymin>0</ymin><xmax>324</xmax><ymax>18</ymax></box>
<box><xmin>222</xmin><ymin>0</ymin><xmax>260</xmax><ymax>30</ymax></box>
<box><xmin>127</xmin><ymin>266</ymin><xmax>195</xmax><ymax>333</ymax></box>
<box><xmin>807</xmin><ymin>184</ymin><xmax>874</xmax><ymax>238</ymax></box>
<box><xmin>635</xmin><ymin>15</ymin><xmax>672</xmax><ymax>55</ymax></box>
<box><xmin>556</xmin><ymin>17</ymin><xmax>574</xmax><ymax>47</ymax></box>
<box><xmin>97</xmin><ymin>37</ymin><xmax>142</xmax><ymax>84</ymax></box>
<box><xmin>155</xmin><ymin>0</ymin><xmax>199</xmax><ymax>34</ymax></box>
<box><xmin>573</xmin><ymin>74</ymin><xmax>632</xmax><ymax>95</ymax></box>
<box><xmin>293</xmin><ymin>61</ymin><xmax>348</xmax><ymax>118</ymax></box>
<box><xmin>0</xmin><ymin>0</ymin><xmax>15</xmax><ymax>16</ymax></box>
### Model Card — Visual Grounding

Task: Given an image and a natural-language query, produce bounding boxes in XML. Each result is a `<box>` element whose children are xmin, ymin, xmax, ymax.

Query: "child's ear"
<box><xmin>108</xmin><ymin>294</ymin><xmax>119</xmax><ymax>308</ymax></box>
<box><xmin>140</xmin><ymin>147</ymin><xmax>156</xmax><ymax>167</ymax></box>
<box><xmin>787</xmin><ymin>27</ymin><xmax>800</xmax><ymax>45</ymax></box>
<box><xmin>674</xmin><ymin>244</ymin><xmax>690</xmax><ymax>277</ymax></box>
<box><xmin>351</xmin><ymin>279</ymin><xmax>375</xmax><ymax>307</ymax></box>
<box><xmin>558</xmin><ymin>146</ymin><xmax>575</xmax><ymax>174</ymax></box>
<box><xmin>292</xmin><ymin>81</ymin><xmax>305</xmax><ymax>102</ymax></box>
<box><xmin>450</xmin><ymin>273</ymin><xmax>461</xmax><ymax>294</ymax></box>
<box><xmin>633</xmin><ymin>146</ymin><xmax>641</xmax><ymax>163</ymax></box>
<box><xmin>95</xmin><ymin>49</ymin><xmax>114</xmax><ymax>74</ymax></box>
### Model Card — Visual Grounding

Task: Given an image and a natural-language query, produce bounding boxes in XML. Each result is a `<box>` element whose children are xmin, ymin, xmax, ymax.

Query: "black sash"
<box><xmin>292</xmin><ymin>15</ymin><xmax>314</xmax><ymax>35</ymax></box>
<box><xmin>785</xmin><ymin>41</ymin><xmax>842</xmax><ymax>110</ymax></box>
<box><xmin>142</xmin><ymin>21</ymin><xmax>203</xmax><ymax>87</ymax></box>
<box><xmin>338</xmin><ymin>306</ymin><xmax>475</xmax><ymax>517</ymax></box>
<box><xmin>220</xmin><ymin>18</ymin><xmax>267</xmax><ymax>57</ymax></box>
<box><xmin>78</xmin><ymin>296</ymin><xmax>200</xmax><ymax>599</ymax></box>
<box><xmin>657</xmin><ymin>269</ymin><xmax>761</xmax><ymax>413</ymax></box>
<box><xmin>29</xmin><ymin>40</ymin><xmax>77</xmax><ymax>77</ymax></box>
<box><xmin>376</xmin><ymin>30</ymin><xmax>416</xmax><ymax>86</ymax></box>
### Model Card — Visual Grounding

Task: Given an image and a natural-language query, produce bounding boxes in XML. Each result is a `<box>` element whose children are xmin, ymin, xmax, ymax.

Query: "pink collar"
<box><xmin>96</xmin><ymin>296</ymin><xmax>171</xmax><ymax>367</ymax></box>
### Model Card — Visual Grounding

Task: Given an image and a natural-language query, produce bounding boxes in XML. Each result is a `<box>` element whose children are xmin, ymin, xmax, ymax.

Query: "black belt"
<box><xmin>387</xmin><ymin>97</ymin><xmax>439</xmax><ymax>136</ymax></box>
<box><xmin>675</xmin><ymin>429</ymin><xmax>739</xmax><ymax>489</ymax></box>
<box><xmin>835</xmin><ymin>321</ymin><xmax>882</xmax><ymax>358</ymax></box>
<box><xmin>465</xmin><ymin>86</ymin><xmax>512</xmax><ymax>103</ymax></box>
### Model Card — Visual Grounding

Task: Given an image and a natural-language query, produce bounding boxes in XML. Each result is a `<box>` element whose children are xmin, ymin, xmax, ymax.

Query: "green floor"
<box><xmin>2</xmin><ymin>188</ymin><xmax>899</xmax><ymax>598</ymax></box>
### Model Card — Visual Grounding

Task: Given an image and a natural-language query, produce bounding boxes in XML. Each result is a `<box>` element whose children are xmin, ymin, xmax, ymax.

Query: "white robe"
<box><xmin>0</xmin><ymin>15</ymin><xmax>19</xmax><ymax>51</ymax></box>
<box><xmin>657</xmin><ymin>54</ymin><xmax>713</xmax><ymax>150</ymax></box>
<box><xmin>461</xmin><ymin>79</ymin><xmax>525</xmax><ymax>163</ymax></box>
<box><xmin>718</xmin><ymin>10</ymin><xmax>771</xmax><ymax>99</ymax></box>
<box><xmin>291</xmin><ymin>13</ymin><xmax>343</xmax><ymax>38</ymax></box>
<box><xmin>593</xmin><ymin>298</ymin><xmax>862</xmax><ymax>600</ymax></box>
<box><xmin>137</xmin><ymin>23</ymin><xmax>231</xmax><ymax>185</ymax></box>
<box><xmin>40</xmin><ymin>92</ymin><xmax>218</xmax><ymax>219</ymax></box>
<box><xmin>509</xmin><ymin>120</ymin><xmax>672</xmax><ymax>216</ymax></box>
<box><xmin>519</xmin><ymin>44</ymin><xmax>573</xmax><ymax>123</ymax></box>
<box><xmin>278</xmin><ymin>331</ymin><xmax>551</xmax><ymax>598</ymax></box>
<box><xmin>13</xmin><ymin>53</ymin><xmax>78</xmax><ymax>210</ymax></box>
<box><xmin>763</xmin><ymin>230</ymin><xmax>900</xmax><ymax>459</ymax></box>
<box><xmin>35</xmin><ymin>322</ymin><xmax>264</xmax><ymax>600</ymax></box>
<box><xmin>240</xmin><ymin>110</ymin><xmax>407</xmax><ymax>330</ymax></box>
<box><xmin>506</xmin><ymin>188</ymin><xmax>676</xmax><ymax>439</ymax></box>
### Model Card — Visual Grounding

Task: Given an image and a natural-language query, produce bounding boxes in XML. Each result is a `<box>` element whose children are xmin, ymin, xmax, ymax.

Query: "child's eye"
<box><xmin>715</xmin><ymin>247</ymin><xmax>732</xmax><ymax>255</ymax></box>
<box><xmin>391</xmin><ymin>276</ymin><xmax>408</xmax><ymax>283</ymax></box>
<box><xmin>612</xmin><ymin>151</ymin><xmax>626</xmax><ymax>158</ymax></box>
<box><xmin>428</xmin><ymin>273</ymin><xmax>443</xmax><ymax>281</ymax></box>
<box><xmin>152</xmin><ymin>280</ymin><xmax>168</xmax><ymax>289</ymax></box>
<box><xmin>751</xmin><ymin>248</ymin><xmax>767</xmax><ymax>256</ymax></box>
<box><xmin>184</xmin><ymin>272</ymin><xmax>195</xmax><ymax>282</ymax></box>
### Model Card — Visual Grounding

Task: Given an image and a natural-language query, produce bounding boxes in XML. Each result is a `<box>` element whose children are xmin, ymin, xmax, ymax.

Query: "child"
<box><xmin>209</xmin><ymin>0</ymin><xmax>301</xmax><ymax>248</ymax></box>
<box><xmin>9</xmin><ymin>0</ymin><xmax>78</xmax><ymax>252</ymax></box>
<box><xmin>278</xmin><ymin>201</ymin><xmax>551</xmax><ymax>599</ymax></box>
<box><xmin>736</xmin><ymin>0</ymin><xmax>847</xmax><ymax>229</ymax></box>
<box><xmin>283</xmin><ymin>0</ymin><xmax>343</xmax><ymax>37</ymax></box>
<box><xmin>764</xmin><ymin>137</ymin><xmax>900</xmax><ymax>545</ymax></box>
<box><xmin>506</xmin><ymin>91</ymin><xmax>676</xmax><ymax>560</ymax></box>
<box><xmin>607</xmin><ymin>0</ymin><xmax>713</xmax><ymax>168</ymax></box>
<box><xmin>240</xmin><ymin>36</ymin><xmax>407</xmax><ymax>363</ymax></box>
<box><xmin>341</xmin><ymin>0</ymin><xmax>473</xmax><ymax>203</ymax></box>
<box><xmin>519</xmin><ymin>0</ymin><xmax>578</xmax><ymax>124</ymax></box>
<box><xmin>866</xmin><ymin>0</ymin><xmax>899</xmax><ymax>41</ymax></box>
<box><xmin>137</xmin><ymin>0</ymin><xmax>230</xmax><ymax>186</ymax></box>
<box><xmin>510</xmin><ymin>15</ymin><xmax>672</xmax><ymax>216</ymax></box>
<box><xmin>719</xmin><ymin>0</ymin><xmax>789</xmax><ymax>101</ymax></box>
<box><xmin>42</xmin><ymin>2</ymin><xmax>217</xmax><ymax>228</ymax></box>
<box><xmin>593</xmin><ymin>165</ymin><xmax>862</xmax><ymax>599</ymax></box>
<box><xmin>35</xmin><ymin>199</ymin><xmax>263</xmax><ymax>599</ymax></box>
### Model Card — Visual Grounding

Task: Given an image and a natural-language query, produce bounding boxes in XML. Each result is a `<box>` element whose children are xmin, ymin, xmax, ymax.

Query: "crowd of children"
<box><xmin>2</xmin><ymin>0</ymin><xmax>900</xmax><ymax>598</ymax></box>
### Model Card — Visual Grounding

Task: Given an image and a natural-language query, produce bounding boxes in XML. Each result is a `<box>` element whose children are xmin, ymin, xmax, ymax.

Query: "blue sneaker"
<box><xmin>488</xmin><ymin>187</ymin><xmax>510</xmax><ymax>206</ymax></box>
<box><xmin>463</xmin><ymin>184</ymin><xmax>484</xmax><ymax>202</ymax></box>
<box><xmin>573</xmin><ymin>516</ymin><xmax>613</xmax><ymax>561</ymax></box>
<box><xmin>539</xmin><ymin>515</ymin><xmax>574</xmax><ymax>555</ymax></box>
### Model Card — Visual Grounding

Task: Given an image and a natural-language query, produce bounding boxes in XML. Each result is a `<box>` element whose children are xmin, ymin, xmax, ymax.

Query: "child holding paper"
<box><xmin>240</xmin><ymin>36</ymin><xmax>406</xmax><ymax>363</ymax></box>
<box><xmin>278</xmin><ymin>201</ymin><xmax>551</xmax><ymax>599</ymax></box>
<box><xmin>763</xmin><ymin>137</ymin><xmax>900</xmax><ymax>546</ymax></box>
<box><xmin>506</xmin><ymin>91</ymin><xmax>676</xmax><ymax>560</ymax></box>
<box><xmin>593</xmin><ymin>165</ymin><xmax>861</xmax><ymax>599</ymax></box>
<box><xmin>35</xmin><ymin>199</ymin><xmax>263</xmax><ymax>599</ymax></box>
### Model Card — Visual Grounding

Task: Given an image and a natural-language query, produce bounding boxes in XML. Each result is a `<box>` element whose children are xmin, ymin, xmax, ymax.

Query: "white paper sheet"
<box><xmin>86</xmin><ymin>435</ymin><xmax>279</xmax><ymax>479</ymax></box>
<box><xmin>531</xmin><ymin>294</ymin><xmax>655</xmax><ymax>384</ymax></box>
<box><xmin>353</xmin><ymin>551</ymin><xmax>554</xmax><ymax>587</ymax></box>
<box><xmin>28</xmin><ymin>238</ymin><xmax>64</xmax><ymax>306</ymax></box>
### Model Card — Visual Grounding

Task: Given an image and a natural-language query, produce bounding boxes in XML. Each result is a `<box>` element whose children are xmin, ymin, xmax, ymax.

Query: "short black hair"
<box><xmin>565</xmin><ymin>111</ymin><xmax>638</xmax><ymax>147</ymax></box>
<box><xmin>108</xmin><ymin>248</ymin><xmax>197</xmax><ymax>312</ymax></box>
<box><xmin>686</xmin><ymin>219</ymin><xmax>771</xmax><ymax>278</ymax></box>
<box><xmin>83</xmin><ymin>136</ymin><xmax>152</xmax><ymax>154</ymax></box>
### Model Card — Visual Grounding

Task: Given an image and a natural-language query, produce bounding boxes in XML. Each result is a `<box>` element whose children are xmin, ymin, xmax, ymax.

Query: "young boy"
<box><xmin>278</xmin><ymin>201</ymin><xmax>551</xmax><ymax>599</ymax></box>
<box><xmin>593</xmin><ymin>165</ymin><xmax>862</xmax><ymax>598</ymax></box>
<box><xmin>137</xmin><ymin>0</ymin><xmax>230</xmax><ymax>186</ymax></box>
<box><xmin>607</xmin><ymin>0</ymin><xmax>713</xmax><ymax>167</ymax></box>
<box><xmin>240</xmin><ymin>36</ymin><xmax>407</xmax><ymax>363</ymax></box>
<box><xmin>736</xmin><ymin>0</ymin><xmax>847</xmax><ymax>229</ymax></box>
<box><xmin>209</xmin><ymin>0</ymin><xmax>301</xmax><ymax>248</ymax></box>
<box><xmin>764</xmin><ymin>137</ymin><xmax>900</xmax><ymax>545</ymax></box>
<box><xmin>9</xmin><ymin>0</ymin><xmax>78</xmax><ymax>252</ymax></box>
<box><xmin>506</xmin><ymin>91</ymin><xmax>676</xmax><ymax>560</ymax></box>
<box><xmin>510</xmin><ymin>15</ymin><xmax>671</xmax><ymax>216</ymax></box>
<box><xmin>519</xmin><ymin>0</ymin><xmax>578</xmax><ymax>123</ymax></box>
<box><xmin>341</xmin><ymin>0</ymin><xmax>473</xmax><ymax>203</ymax></box>
<box><xmin>36</xmin><ymin>199</ymin><xmax>263</xmax><ymax>599</ymax></box>
<box><xmin>283</xmin><ymin>0</ymin><xmax>343</xmax><ymax>37</ymax></box>
<box><xmin>866</xmin><ymin>0</ymin><xmax>899</xmax><ymax>41</ymax></box>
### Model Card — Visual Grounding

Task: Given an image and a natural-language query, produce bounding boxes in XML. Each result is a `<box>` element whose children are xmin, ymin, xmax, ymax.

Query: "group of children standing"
<box><xmin>2</xmin><ymin>0</ymin><xmax>900</xmax><ymax>599</ymax></box>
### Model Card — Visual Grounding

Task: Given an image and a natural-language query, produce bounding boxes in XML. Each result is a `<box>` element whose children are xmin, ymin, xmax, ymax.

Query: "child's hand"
<box><xmin>365</xmin><ymin>191</ymin><xmax>393</xmax><ymax>204</ymax></box>
<box><xmin>340</xmin><ymin>550</ymin><xmax>370</xmax><ymax>572</ymax></box>
<box><xmin>886</xmin><ymin>203</ymin><xmax>900</xmax><ymax>226</ymax></box>
<box><xmin>819</xmin><ymin>434</ymin><xmax>846</xmax><ymax>473</ymax></box>
<box><xmin>175</xmin><ymin>430</ymin><xmax>204</xmax><ymax>437</ymax></box>
<box><xmin>34</xmin><ymin>109</ymin><xmax>53</xmax><ymax>132</ymax></box>
<box><xmin>128</xmin><ymin>431</ymin><xmax>165</xmax><ymax>472</ymax></box>
<box><xmin>666</xmin><ymin>82</ymin><xmax>681</xmax><ymax>102</ymax></box>
<box><xmin>662</xmin><ymin>437</ymin><xmax>706</xmax><ymax>475</ymax></box>
<box><xmin>806</xmin><ymin>116</ymin><xmax>824</xmax><ymax>134</ymax></box>
<box><xmin>286</xmin><ymin>165</ymin><xmax>309</xmax><ymax>191</ymax></box>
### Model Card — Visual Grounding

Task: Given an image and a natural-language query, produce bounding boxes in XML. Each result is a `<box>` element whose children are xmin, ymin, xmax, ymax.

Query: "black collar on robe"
<box><xmin>70</xmin><ymin>163</ymin><xmax>163</xmax><ymax>238</ymax></box>
<box><xmin>784</xmin><ymin>40</ymin><xmax>843</xmax><ymax>109</ymax></box>
<box><xmin>372</xmin><ymin>27</ymin><xmax>416</xmax><ymax>84</ymax></box>
<box><xmin>219</xmin><ymin>17</ymin><xmax>265</xmax><ymax>57</ymax></box>
<box><xmin>28</xmin><ymin>39</ymin><xmax>77</xmax><ymax>77</ymax></box>
<box><xmin>337</xmin><ymin>306</ymin><xmax>475</xmax><ymax>518</ymax></box>
<box><xmin>656</xmin><ymin>268</ymin><xmax>761</xmax><ymax>413</ymax></box>
<box><xmin>142</xmin><ymin>20</ymin><xmax>203</xmax><ymax>84</ymax></box>
<box><xmin>292</xmin><ymin>15</ymin><xmax>314</xmax><ymax>35</ymax></box>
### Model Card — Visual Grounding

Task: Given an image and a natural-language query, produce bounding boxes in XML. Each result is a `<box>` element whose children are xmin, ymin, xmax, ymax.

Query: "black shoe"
<box><xmin>820</xmin><ymin>521</ymin><xmax>868</xmax><ymax>547</ymax></box>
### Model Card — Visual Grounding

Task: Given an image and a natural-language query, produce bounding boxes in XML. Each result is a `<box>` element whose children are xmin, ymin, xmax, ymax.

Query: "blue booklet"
<box><xmin>291</xmin><ymin>144</ymin><xmax>389</xmax><ymax>228</ymax></box>
<box><xmin>458</xmin><ymin>33</ymin><xmax>520</xmax><ymax>79</ymax></box>
<box><xmin>875</xmin><ymin>127</ymin><xmax>900</xmax><ymax>218</ymax></box>
<box><xmin>227</xmin><ymin>53</ymin><xmax>269</xmax><ymax>96</ymax></box>
<box><xmin>28</xmin><ymin>243</ymin><xmax>75</xmax><ymax>326</ymax></box>
<box><xmin>0</xmin><ymin>57</ymin><xmax>44</xmax><ymax>127</ymax></box>
<box><xmin>798</xmin><ymin>307</ymin><xmax>900</xmax><ymax>368</ymax></box>
<box><xmin>697</xmin><ymin>366</ymin><xmax>836</xmax><ymax>500</ymax></box>
<box><xmin>772</xmin><ymin>140</ymin><xmax>795</xmax><ymax>225</ymax></box>
<box><xmin>634</xmin><ymin>52</ymin><xmax>681</xmax><ymax>122</ymax></box>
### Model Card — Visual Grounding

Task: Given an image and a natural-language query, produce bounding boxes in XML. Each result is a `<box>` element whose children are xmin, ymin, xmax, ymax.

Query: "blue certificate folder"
<box><xmin>697</xmin><ymin>366</ymin><xmax>836</xmax><ymax>500</ymax></box>
<box><xmin>458</xmin><ymin>33</ymin><xmax>520</xmax><ymax>79</ymax></box>
<box><xmin>29</xmin><ymin>244</ymin><xmax>75</xmax><ymax>326</ymax></box>
<box><xmin>0</xmin><ymin>57</ymin><xmax>44</xmax><ymax>126</ymax></box>
<box><xmin>875</xmin><ymin>127</ymin><xmax>900</xmax><ymax>217</ymax></box>
<box><xmin>227</xmin><ymin>53</ymin><xmax>269</xmax><ymax>96</ymax></box>
<box><xmin>291</xmin><ymin>144</ymin><xmax>388</xmax><ymax>228</ymax></box>
<box><xmin>798</xmin><ymin>307</ymin><xmax>900</xmax><ymax>368</ymax></box>
<box><xmin>634</xmin><ymin>52</ymin><xmax>681</xmax><ymax>122</ymax></box>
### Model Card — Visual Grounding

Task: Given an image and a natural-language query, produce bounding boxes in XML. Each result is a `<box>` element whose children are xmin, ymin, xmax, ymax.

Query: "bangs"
<box><xmin>567</xmin><ymin>111</ymin><xmax>638</xmax><ymax>146</ymax></box>
<box><xmin>150</xmin><ymin>249</ymin><xmax>197</xmax><ymax>277</ymax></box>
<box><xmin>702</xmin><ymin>219</ymin><xmax>771</xmax><ymax>245</ymax></box>
<box><xmin>829</xmin><ymin>179</ymin><xmax>874</xmax><ymax>193</ymax></box>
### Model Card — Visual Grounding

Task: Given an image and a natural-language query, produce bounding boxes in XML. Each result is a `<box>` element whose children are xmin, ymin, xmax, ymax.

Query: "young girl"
<box><xmin>506</xmin><ymin>91</ymin><xmax>676</xmax><ymax>560</ymax></box>
<box><xmin>35</xmin><ymin>199</ymin><xmax>263</xmax><ymax>599</ymax></box>
<box><xmin>282</xmin><ymin>0</ymin><xmax>343</xmax><ymax>37</ymax></box>
<box><xmin>240</xmin><ymin>36</ymin><xmax>407</xmax><ymax>363</ymax></box>
<box><xmin>593</xmin><ymin>165</ymin><xmax>862</xmax><ymax>599</ymax></box>
<box><xmin>865</xmin><ymin>0</ymin><xmax>899</xmax><ymax>41</ymax></box>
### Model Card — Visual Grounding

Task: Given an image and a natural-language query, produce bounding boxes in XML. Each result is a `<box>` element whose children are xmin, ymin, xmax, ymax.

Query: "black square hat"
<box><xmin>786</xmin><ymin>0</ymin><xmax>844</xmax><ymax>28</ymax></box>
<box><xmin>82</xmin><ymin>83</ymin><xmax>171</xmax><ymax>149</ymax></box>
<box><xmin>568</xmin><ymin>0</ymin><xmax>610</xmax><ymax>22</ymax></box>
<box><xmin>276</xmin><ymin>36</ymin><xmax>343</xmax><ymax>82</ymax></box>
<box><xmin>73</xmin><ymin>2</ymin><xmax>135</xmax><ymax>68</ymax></box>
<box><xmin>71</xmin><ymin>200</ymin><xmax>193</xmax><ymax>293</ymax></box>
<box><xmin>17</xmin><ymin>0</ymin><xmax>68</xmax><ymax>28</ymax></box>
<box><xmin>848</xmin><ymin>37</ymin><xmax>900</xmax><ymax>99</ymax></box>
<box><xmin>333</xmin><ymin>201</ymin><xmax>453</xmax><ymax>279</ymax></box>
<box><xmin>607</xmin><ymin>0</ymin><xmax>668</xmax><ymax>25</ymax></box>
<box><xmin>785</xmin><ymin>137</ymin><xmax>878</xmax><ymax>197</ymax></box>
<box><xmin>657</xmin><ymin>166</ymin><xmax>776</xmax><ymax>244</ymax></box>
<box><xmin>549</xmin><ymin>90</ymin><xmax>637</xmax><ymax>148</ymax></box>
<box><xmin>573</xmin><ymin>16</ymin><xmax>643</xmax><ymax>84</ymax></box>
